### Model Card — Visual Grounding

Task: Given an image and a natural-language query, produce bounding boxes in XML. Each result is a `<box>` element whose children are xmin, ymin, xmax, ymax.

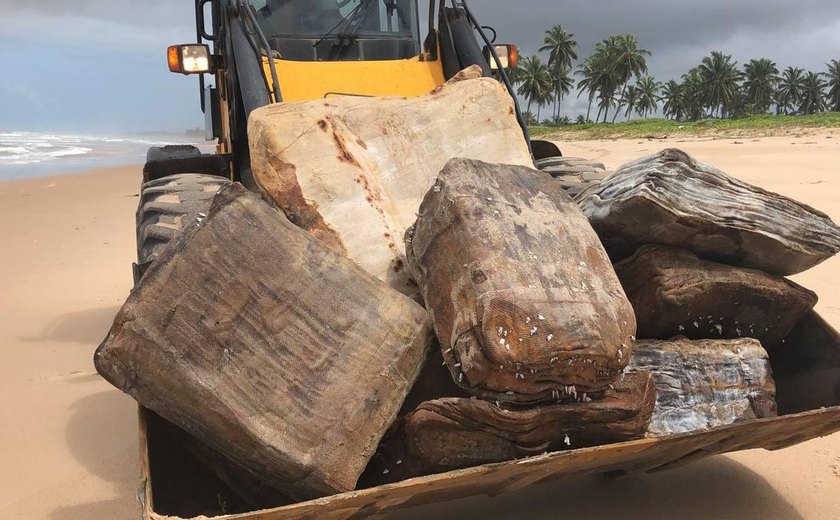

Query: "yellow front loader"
<box><xmin>129</xmin><ymin>1</ymin><xmax>840</xmax><ymax>519</ymax></box>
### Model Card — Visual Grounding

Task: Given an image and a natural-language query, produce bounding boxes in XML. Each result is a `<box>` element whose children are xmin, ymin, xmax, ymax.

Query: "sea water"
<box><xmin>0</xmin><ymin>131</ymin><xmax>211</xmax><ymax>181</ymax></box>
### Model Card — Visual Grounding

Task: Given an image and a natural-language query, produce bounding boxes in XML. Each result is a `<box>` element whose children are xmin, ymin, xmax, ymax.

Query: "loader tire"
<box><xmin>535</xmin><ymin>156</ymin><xmax>612</xmax><ymax>198</ymax></box>
<box><xmin>136</xmin><ymin>173</ymin><xmax>231</xmax><ymax>266</ymax></box>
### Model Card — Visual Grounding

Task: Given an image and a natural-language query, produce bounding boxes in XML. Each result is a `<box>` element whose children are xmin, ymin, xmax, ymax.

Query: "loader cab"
<box><xmin>249</xmin><ymin>0</ymin><xmax>444</xmax><ymax>103</ymax></box>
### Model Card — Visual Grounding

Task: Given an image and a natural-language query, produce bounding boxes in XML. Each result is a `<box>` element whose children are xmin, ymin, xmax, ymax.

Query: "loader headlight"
<box><xmin>485</xmin><ymin>44</ymin><xmax>519</xmax><ymax>71</ymax></box>
<box><xmin>167</xmin><ymin>44</ymin><xmax>212</xmax><ymax>75</ymax></box>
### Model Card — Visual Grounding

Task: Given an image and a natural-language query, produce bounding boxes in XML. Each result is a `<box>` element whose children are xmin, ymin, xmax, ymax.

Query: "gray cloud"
<box><xmin>0</xmin><ymin>0</ymin><xmax>195</xmax><ymax>49</ymax></box>
<box><xmin>467</xmin><ymin>0</ymin><xmax>840</xmax><ymax>117</ymax></box>
<box><xmin>3</xmin><ymin>0</ymin><xmax>190</xmax><ymax>26</ymax></box>
<box><xmin>476</xmin><ymin>0</ymin><xmax>840</xmax><ymax>75</ymax></box>
<box><xmin>2</xmin><ymin>1</ymin><xmax>839</xmax><ymax>130</ymax></box>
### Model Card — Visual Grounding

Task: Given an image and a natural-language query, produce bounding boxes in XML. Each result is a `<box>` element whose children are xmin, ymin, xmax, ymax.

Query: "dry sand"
<box><xmin>1</xmin><ymin>134</ymin><xmax>839</xmax><ymax>520</ymax></box>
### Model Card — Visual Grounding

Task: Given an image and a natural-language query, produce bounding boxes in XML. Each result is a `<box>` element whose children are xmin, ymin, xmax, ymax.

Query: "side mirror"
<box><xmin>484</xmin><ymin>44</ymin><xmax>518</xmax><ymax>71</ymax></box>
<box><xmin>168</xmin><ymin>44</ymin><xmax>212</xmax><ymax>75</ymax></box>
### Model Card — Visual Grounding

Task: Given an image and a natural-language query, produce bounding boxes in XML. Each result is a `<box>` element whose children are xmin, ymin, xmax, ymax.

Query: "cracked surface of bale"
<box><xmin>628</xmin><ymin>338</ymin><xmax>777</xmax><ymax>436</ymax></box>
<box><xmin>406</xmin><ymin>158</ymin><xmax>636</xmax><ymax>404</ymax></box>
<box><xmin>248</xmin><ymin>66</ymin><xmax>533</xmax><ymax>298</ymax></box>
<box><xmin>365</xmin><ymin>372</ymin><xmax>655</xmax><ymax>482</ymax></box>
<box><xmin>616</xmin><ymin>244</ymin><xmax>817</xmax><ymax>347</ymax></box>
<box><xmin>94</xmin><ymin>184</ymin><xmax>432</xmax><ymax>502</ymax></box>
<box><xmin>577</xmin><ymin>148</ymin><xmax>840</xmax><ymax>275</ymax></box>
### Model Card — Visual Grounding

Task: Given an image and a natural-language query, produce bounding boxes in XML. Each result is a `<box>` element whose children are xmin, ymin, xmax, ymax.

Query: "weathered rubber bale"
<box><xmin>615</xmin><ymin>244</ymin><xmax>817</xmax><ymax>347</ymax></box>
<box><xmin>628</xmin><ymin>337</ymin><xmax>777</xmax><ymax>436</ymax></box>
<box><xmin>577</xmin><ymin>148</ymin><xmax>840</xmax><ymax>275</ymax></box>
<box><xmin>248</xmin><ymin>66</ymin><xmax>533</xmax><ymax>298</ymax></box>
<box><xmin>534</xmin><ymin>156</ymin><xmax>612</xmax><ymax>198</ymax></box>
<box><xmin>366</xmin><ymin>372</ymin><xmax>655</xmax><ymax>482</ymax></box>
<box><xmin>94</xmin><ymin>184</ymin><xmax>432</xmax><ymax>502</ymax></box>
<box><xmin>406</xmin><ymin>158</ymin><xmax>637</xmax><ymax>403</ymax></box>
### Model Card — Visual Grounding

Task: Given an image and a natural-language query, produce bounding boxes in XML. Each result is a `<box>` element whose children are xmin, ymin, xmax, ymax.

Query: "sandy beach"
<box><xmin>1</xmin><ymin>133</ymin><xmax>839</xmax><ymax>520</ymax></box>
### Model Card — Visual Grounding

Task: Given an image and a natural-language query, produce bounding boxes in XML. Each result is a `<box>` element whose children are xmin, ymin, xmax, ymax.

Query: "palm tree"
<box><xmin>742</xmin><ymin>58</ymin><xmax>779</xmax><ymax>114</ymax></box>
<box><xmin>575</xmin><ymin>58</ymin><xmax>599</xmax><ymax>122</ymax></box>
<box><xmin>661</xmin><ymin>80</ymin><xmax>685</xmax><ymax>120</ymax></box>
<box><xmin>621</xmin><ymin>84</ymin><xmax>639</xmax><ymax>119</ymax></box>
<box><xmin>587</xmin><ymin>38</ymin><xmax>623</xmax><ymax>123</ymax></box>
<box><xmin>548</xmin><ymin>66</ymin><xmax>575</xmax><ymax>118</ymax></box>
<box><xmin>608</xmin><ymin>34</ymin><xmax>651</xmax><ymax>122</ymax></box>
<box><xmin>799</xmin><ymin>71</ymin><xmax>828</xmax><ymax>115</ymax></box>
<box><xmin>634</xmin><ymin>76</ymin><xmax>661</xmax><ymax>118</ymax></box>
<box><xmin>697</xmin><ymin>51</ymin><xmax>741</xmax><ymax>117</ymax></box>
<box><xmin>680</xmin><ymin>67</ymin><xmax>706</xmax><ymax>121</ymax></box>
<box><xmin>540</xmin><ymin>25</ymin><xmax>578</xmax><ymax>118</ymax></box>
<box><xmin>826</xmin><ymin>59</ymin><xmax>840</xmax><ymax>112</ymax></box>
<box><xmin>516</xmin><ymin>55</ymin><xmax>553</xmax><ymax>118</ymax></box>
<box><xmin>536</xmin><ymin>78</ymin><xmax>556</xmax><ymax>121</ymax></box>
<box><xmin>776</xmin><ymin>67</ymin><xmax>805</xmax><ymax>115</ymax></box>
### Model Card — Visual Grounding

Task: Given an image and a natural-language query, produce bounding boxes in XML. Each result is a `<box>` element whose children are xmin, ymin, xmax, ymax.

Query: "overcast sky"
<box><xmin>1</xmin><ymin>0</ymin><xmax>839</xmax><ymax>134</ymax></box>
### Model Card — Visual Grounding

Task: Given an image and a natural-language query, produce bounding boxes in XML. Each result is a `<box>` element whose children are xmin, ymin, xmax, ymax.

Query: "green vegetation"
<box><xmin>503</xmin><ymin>26</ymin><xmax>840</xmax><ymax>128</ymax></box>
<box><xmin>528</xmin><ymin>112</ymin><xmax>840</xmax><ymax>140</ymax></box>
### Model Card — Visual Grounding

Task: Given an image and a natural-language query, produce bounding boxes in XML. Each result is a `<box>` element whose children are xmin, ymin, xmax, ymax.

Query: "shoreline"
<box><xmin>0</xmin><ymin>163</ymin><xmax>145</xmax><ymax>186</ymax></box>
<box><xmin>2</xmin><ymin>136</ymin><xmax>839</xmax><ymax>519</ymax></box>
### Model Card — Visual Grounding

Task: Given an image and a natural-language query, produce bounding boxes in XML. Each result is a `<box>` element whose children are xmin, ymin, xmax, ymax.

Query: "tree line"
<box><xmin>507</xmin><ymin>25</ymin><xmax>840</xmax><ymax>126</ymax></box>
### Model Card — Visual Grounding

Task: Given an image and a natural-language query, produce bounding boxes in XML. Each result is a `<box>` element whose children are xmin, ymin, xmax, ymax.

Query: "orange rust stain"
<box><xmin>324</xmin><ymin>116</ymin><xmax>361</xmax><ymax>168</ymax></box>
<box><xmin>264</xmin><ymin>156</ymin><xmax>348</xmax><ymax>255</ymax></box>
<box><xmin>355</xmin><ymin>172</ymin><xmax>383</xmax><ymax>206</ymax></box>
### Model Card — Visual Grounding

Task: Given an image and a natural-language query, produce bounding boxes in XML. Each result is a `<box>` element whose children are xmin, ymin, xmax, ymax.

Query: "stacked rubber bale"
<box><xmin>535</xmin><ymin>156</ymin><xmax>612</xmax><ymax>198</ymax></box>
<box><xmin>363</xmin><ymin>158</ymin><xmax>656</xmax><ymax>483</ymax></box>
<box><xmin>576</xmin><ymin>148</ymin><xmax>840</xmax><ymax>435</ymax></box>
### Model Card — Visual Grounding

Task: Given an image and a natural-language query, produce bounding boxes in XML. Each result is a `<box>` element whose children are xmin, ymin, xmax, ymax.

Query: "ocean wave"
<box><xmin>0</xmin><ymin>146</ymin><xmax>31</xmax><ymax>156</ymax></box>
<box><xmin>0</xmin><ymin>131</ymin><xmax>191</xmax><ymax>166</ymax></box>
<box><xmin>47</xmin><ymin>146</ymin><xmax>93</xmax><ymax>158</ymax></box>
<box><xmin>0</xmin><ymin>131</ymin><xmax>211</xmax><ymax>179</ymax></box>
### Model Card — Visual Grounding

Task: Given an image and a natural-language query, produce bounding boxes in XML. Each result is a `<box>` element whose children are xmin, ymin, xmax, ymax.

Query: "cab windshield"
<box><xmin>250</xmin><ymin>0</ymin><xmax>421</xmax><ymax>61</ymax></box>
<box><xmin>252</xmin><ymin>0</ymin><xmax>417</xmax><ymax>37</ymax></box>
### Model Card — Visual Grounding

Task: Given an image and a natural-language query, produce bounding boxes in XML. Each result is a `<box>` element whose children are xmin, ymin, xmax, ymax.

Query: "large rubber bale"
<box><xmin>247</xmin><ymin>66</ymin><xmax>533</xmax><ymax>298</ymax></box>
<box><xmin>615</xmin><ymin>244</ymin><xmax>817</xmax><ymax>347</ymax></box>
<box><xmin>628</xmin><ymin>337</ymin><xmax>777</xmax><ymax>435</ymax></box>
<box><xmin>96</xmin><ymin>184</ymin><xmax>432</xmax><ymax>502</ymax></box>
<box><xmin>365</xmin><ymin>372</ymin><xmax>655</xmax><ymax>482</ymax></box>
<box><xmin>406</xmin><ymin>158</ymin><xmax>637</xmax><ymax>405</ymax></box>
<box><xmin>578</xmin><ymin>148</ymin><xmax>840</xmax><ymax>274</ymax></box>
